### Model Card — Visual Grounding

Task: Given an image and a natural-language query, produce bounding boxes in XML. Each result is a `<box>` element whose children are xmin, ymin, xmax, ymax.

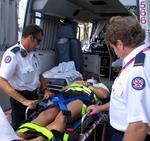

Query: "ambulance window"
<box><xmin>77</xmin><ymin>22</ymin><xmax>92</xmax><ymax>41</ymax></box>
<box><xmin>77</xmin><ymin>22</ymin><xmax>92</xmax><ymax>52</ymax></box>
<box><xmin>18</xmin><ymin>0</ymin><xmax>28</xmax><ymax>40</ymax></box>
<box><xmin>35</xmin><ymin>12</ymin><xmax>42</xmax><ymax>26</ymax></box>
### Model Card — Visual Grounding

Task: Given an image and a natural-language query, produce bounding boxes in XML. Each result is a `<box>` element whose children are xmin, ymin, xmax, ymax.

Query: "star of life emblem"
<box><xmin>132</xmin><ymin>77</ymin><xmax>145</xmax><ymax>90</ymax></box>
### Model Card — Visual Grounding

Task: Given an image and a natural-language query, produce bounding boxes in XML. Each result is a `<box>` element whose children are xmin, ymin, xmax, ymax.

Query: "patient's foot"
<box><xmin>17</xmin><ymin>131</ymin><xmax>41</xmax><ymax>140</ymax></box>
<box><xmin>24</xmin><ymin>136</ymin><xmax>46</xmax><ymax>141</ymax></box>
<box><xmin>17</xmin><ymin>132</ymin><xmax>28</xmax><ymax>139</ymax></box>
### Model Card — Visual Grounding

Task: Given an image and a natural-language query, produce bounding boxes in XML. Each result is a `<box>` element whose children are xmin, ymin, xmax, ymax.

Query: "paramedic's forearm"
<box><xmin>0</xmin><ymin>77</ymin><xmax>38</xmax><ymax>108</ymax></box>
<box><xmin>87</xmin><ymin>102</ymin><xmax>109</xmax><ymax>115</ymax></box>
<box><xmin>99</xmin><ymin>102</ymin><xmax>109</xmax><ymax>111</ymax></box>
<box><xmin>39</xmin><ymin>74</ymin><xmax>48</xmax><ymax>92</ymax></box>
<box><xmin>123</xmin><ymin>122</ymin><xmax>148</xmax><ymax>141</ymax></box>
<box><xmin>0</xmin><ymin>77</ymin><xmax>27</xmax><ymax>103</ymax></box>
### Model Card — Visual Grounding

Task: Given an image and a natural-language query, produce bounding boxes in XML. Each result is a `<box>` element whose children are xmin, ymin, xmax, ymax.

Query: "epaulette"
<box><xmin>20</xmin><ymin>49</ymin><xmax>27</xmax><ymax>57</ymax></box>
<box><xmin>134</xmin><ymin>52</ymin><xmax>145</xmax><ymax>67</ymax></box>
<box><xmin>11</xmin><ymin>46</ymin><xmax>20</xmax><ymax>54</ymax></box>
<box><xmin>11</xmin><ymin>46</ymin><xmax>27</xmax><ymax>57</ymax></box>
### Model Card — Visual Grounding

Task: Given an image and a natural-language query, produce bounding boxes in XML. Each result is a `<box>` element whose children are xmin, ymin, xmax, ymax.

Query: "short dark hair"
<box><xmin>86</xmin><ymin>72</ymin><xmax>100</xmax><ymax>82</ymax></box>
<box><xmin>22</xmin><ymin>24</ymin><xmax>43</xmax><ymax>38</ymax></box>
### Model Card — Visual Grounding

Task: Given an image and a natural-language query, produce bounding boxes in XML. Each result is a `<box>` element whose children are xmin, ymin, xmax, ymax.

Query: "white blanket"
<box><xmin>0</xmin><ymin>107</ymin><xmax>20</xmax><ymax>141</ymax></box>
<box><xmin>43</xmin><ymin>61</ymin><xmax>83</xmax><ymax>85</ymax></box>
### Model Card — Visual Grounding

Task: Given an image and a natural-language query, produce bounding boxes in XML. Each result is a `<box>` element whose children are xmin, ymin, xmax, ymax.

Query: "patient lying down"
<box><xmin>17</xmin><ymin>73</ymin><xmax>109</xmax><ymax>141</ymax></box>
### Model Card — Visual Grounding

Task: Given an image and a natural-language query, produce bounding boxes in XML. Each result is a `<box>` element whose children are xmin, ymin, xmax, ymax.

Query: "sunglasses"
<box><xmin>32</xmin><ymin>35</ymin><xmax>42</xmax><ymax>44</ymax></box>
<box><xmin>35</xmin><ymin>38</ymin><xmax>42</xmax><ymax>44</ymax></box>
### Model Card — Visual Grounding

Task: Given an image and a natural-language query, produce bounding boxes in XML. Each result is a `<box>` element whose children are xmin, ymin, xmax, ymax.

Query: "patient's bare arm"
<box><xmin>88</xmin><ymin>85</ymin><xmax>109</xmax><ymax>99</ymax></box>
<box><xmin>74</xmin><ymin>80</ymin><xmax>86</xmax><ymax>86</ymax></box>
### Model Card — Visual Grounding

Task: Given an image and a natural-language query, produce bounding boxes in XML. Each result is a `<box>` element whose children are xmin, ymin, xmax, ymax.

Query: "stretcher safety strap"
<box><xmin>81</xmin><ymin>104</ymin><xmax>87</xmax><ymax>116</ymax></box>
<box><xmin>18</xmin><ymin>122</ymin><xmax>54</xmax><ymax>140</ymax></box>
<box><xmin>63</xmin><ymin>133</ymin><xmax>69</xmax><ymax>141</ymax></box>
<box><xmin>47</xmin><ymin>95</ymin><xmax>93</xmax><ymax>111</ymax></box>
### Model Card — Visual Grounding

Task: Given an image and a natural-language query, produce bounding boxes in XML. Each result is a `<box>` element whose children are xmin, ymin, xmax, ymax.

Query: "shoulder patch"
<box><xmin>11</xmin><ymin>46</ymin><xmax>20</xmax><ymax>54</ymax></box>
<box><xmin>4</xmin><ymin>56</ymin><xmax>12</xmax><ymax>63</ymax></box>
<box><xmin>132</xmin><ymin>77</ymin><xmax>145</xmax><ymax>90</ymax></box>
<box><xmin>134</xmin><ymin>52</ymin><xmax>145</xmax><ymax>67</ymax></box>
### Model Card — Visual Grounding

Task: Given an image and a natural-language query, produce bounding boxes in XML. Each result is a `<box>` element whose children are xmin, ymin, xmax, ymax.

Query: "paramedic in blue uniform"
<box><xmin>87</xmin><ymin>16</ymin><xmax>150</xmax><ymax>141</ymax></box>
<box><xmin>0</xmin><ymin>24</ymin><xmax>53</xmax><ymax>129</ymax></box>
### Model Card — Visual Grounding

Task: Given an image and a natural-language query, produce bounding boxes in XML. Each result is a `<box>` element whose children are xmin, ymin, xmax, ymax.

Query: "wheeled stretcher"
<box><xmin>17</xmin><ymin>88</ymin><xmax>110</xmax><ymax>141</ymax></box>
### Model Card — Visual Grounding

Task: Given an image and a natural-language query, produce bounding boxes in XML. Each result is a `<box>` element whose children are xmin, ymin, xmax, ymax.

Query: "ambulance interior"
<box><xmin>24</xmin><ymin>0</ymin><xmax>130</xmax><ymax>89</ymax></box>
<box><xmin>0</xmin><ymin>0</ymin><xmax>131</xmax><ymax>118</ymax></box>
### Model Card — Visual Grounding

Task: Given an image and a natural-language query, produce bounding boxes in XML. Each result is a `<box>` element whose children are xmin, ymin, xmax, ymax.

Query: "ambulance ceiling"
<box><xmin>33</xmin><ymin>0</ymin><xmax>130</xmax><ymax>22</ymax></box>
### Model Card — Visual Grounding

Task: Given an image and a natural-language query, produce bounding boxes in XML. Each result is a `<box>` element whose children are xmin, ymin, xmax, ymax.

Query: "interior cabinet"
<box><xmin>83</xmin><ymin>53</ymin><xmax>110</xmax><ymax>78</ymax></box>
<box><xmin>100</xmin><ymin>56</ymin><xmax>110</xmax><ymax>77</ymax></box>
<box><xmin>83</xmin><ymin>54</ymin><xmax>100</xmax><ymax>75</ymax></box>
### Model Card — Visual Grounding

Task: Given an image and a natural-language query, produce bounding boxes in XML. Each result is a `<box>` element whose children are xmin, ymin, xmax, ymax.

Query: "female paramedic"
<box><xmin>88</xmin><ymin>16</ymin><xmax>150</xmax><ymax>141</ymax></box>
<box><xmin>16</xmin><ymin>73</ymin><xmax>110</xmax><ymax>141</ymax></box>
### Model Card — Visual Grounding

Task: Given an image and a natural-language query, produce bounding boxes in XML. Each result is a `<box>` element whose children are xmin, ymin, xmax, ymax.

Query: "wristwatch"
<box><xmin>43</xmin><ymin>87</ymin><xmax>48</xmax><ymax>92</ymax></box>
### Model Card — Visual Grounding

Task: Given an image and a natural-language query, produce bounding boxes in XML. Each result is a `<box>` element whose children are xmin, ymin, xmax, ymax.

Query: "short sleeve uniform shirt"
<box><xmin>110</xmin><ymin>43</ymin><xmax>150</xmax><ymax>133</ymax></box>
<box><xmin>0</xmin><ymin>43</ymin><xmax>40</xmax><ymax>91</ymax></box>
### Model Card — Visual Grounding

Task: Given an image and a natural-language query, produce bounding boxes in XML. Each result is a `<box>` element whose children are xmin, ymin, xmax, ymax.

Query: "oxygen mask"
<box><xmin>86</xmin><ymin>79</ymin><xmax>97</xmax><ymax>87</ymax></box>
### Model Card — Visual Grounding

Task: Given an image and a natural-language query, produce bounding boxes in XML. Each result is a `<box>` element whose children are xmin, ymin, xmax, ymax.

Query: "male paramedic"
<box><xmin>0</xmin><ymin>24</ymin><xmax>53</xmax><ymax>130</ymax></box>
<box><xmin>87</xmin><ymin>16</ymin><xmax>150</xmax><ymax>141</ymax></box>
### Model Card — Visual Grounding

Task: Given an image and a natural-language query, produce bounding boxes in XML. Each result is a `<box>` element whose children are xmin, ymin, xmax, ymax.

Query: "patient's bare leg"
<box><xmin>17</xmin><ymin>100</ymin><xmax>60</xmax><ymax>139</ymax></box>
<box><xmin>68</xmin><ymin>100</ymin><xmax>83</xmax><ymax>120</ymax></box>
<box><xmin>24</xmin><ymin>136</ymin><xmax>46</xmax><ymax>141</ymax></box>
<box><xmin>46</xmin><ymin>100</ymin><xmax>83</xmax><ymax>132</ymax></box>
<box><xmin>32</xmin><ymin>100</ymin><xmax>60</xmax><ymax>126</ymax></box>
<box><xmin>23</xmin><ymin>100</ymin><xmax>83</xmax><ymax>141</ymax></box>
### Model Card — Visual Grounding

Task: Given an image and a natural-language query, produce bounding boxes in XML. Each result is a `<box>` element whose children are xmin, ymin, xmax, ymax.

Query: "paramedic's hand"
<box><xmin>87</xmin><ymin>105</ymin><xmax>101</xmax><ymax>116</ymax></box>
<box><xmin>43</xmin><ymin>89</ymin><xmax>54</xmax><ymax>99</ymax></box>
<box><xmin>23</xmin><ymin>99</ymin><xmax>38</xmax><ymax>109</ymax></box>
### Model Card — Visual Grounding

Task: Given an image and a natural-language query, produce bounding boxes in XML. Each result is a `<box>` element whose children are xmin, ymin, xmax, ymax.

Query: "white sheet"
<box><xmin>43</xmin><ymin>61</ymin><xmax>83</xmax><ymax>85</ymax></box>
